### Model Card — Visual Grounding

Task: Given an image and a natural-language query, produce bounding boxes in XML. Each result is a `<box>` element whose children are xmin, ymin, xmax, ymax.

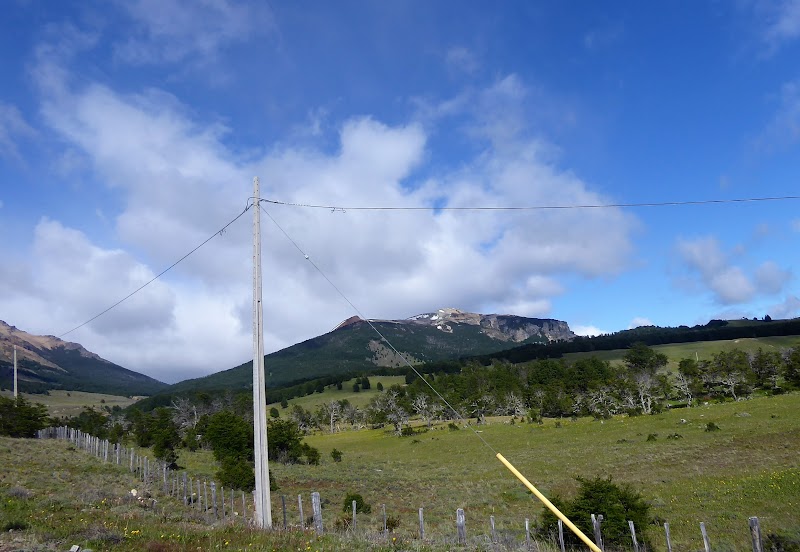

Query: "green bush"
<box><xmin>0</xmin><ymin>396</ymin><xmax>48</xmax><ymax>438</ymax></box>
<box><xmin>331</xmin><ymin>448</ymin><xmax>343</xmax><ymax>462</ymax></box>
<box><xmin>540</xmin><ymin>476</ymin><xmax>652</xmax><ymax>549</ymax></box>
<box><xmin>705</xmin><ymin>422</ymin><xmax>721</xmax><ymax>432</ymax></box>
<box><xmin>343</xmin><ymin>492</ymin><xmax>371</xmax><ymax>514</ymax></box>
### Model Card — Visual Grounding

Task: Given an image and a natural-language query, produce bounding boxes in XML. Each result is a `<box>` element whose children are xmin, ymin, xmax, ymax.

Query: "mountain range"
<box><xmin>0</xmin><ymin>320</ymin><xmax>167</xmax><ymax>396</ymax></box>
<box><xmin>164</xmin><ymin>308</ymin><xmax>576</xmax><ymax>395</ymax></box>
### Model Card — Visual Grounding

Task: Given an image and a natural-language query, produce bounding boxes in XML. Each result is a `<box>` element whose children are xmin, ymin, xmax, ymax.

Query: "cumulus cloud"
<box><xmin>675</xmin><ymin>236</ymin><xmax>790</xmax><ymax>305</ymax></box>
<box><xmin>755</xmin><ymin>261</ymin><xmax>792</xmax><ymax>293</ymax></box>
<box><xmin>8</xmin><ymin>33</ymin><xmax>637</xmax><ymax>381</ymax></box>
<box><xmin>769</xmin><ymin>295</ymin><xmax>800</xmax><ymax>319</ymax></box>
<box><xmin>573</xmin><ymin>325</ymin><xmax>607</xmax><ymax>337</ymax></box>
<box><xmin>629</xmin><ymin>317</ymin><xmax>653</xmax><ymax>329</ymax></box>
<box><xmin>114</xmin><ymin>0</ymin><xmax>275</xmax><ymax>65</ymax></box>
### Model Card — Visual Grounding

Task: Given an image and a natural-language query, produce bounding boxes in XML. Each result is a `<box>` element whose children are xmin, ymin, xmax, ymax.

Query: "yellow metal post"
<box><xmin>496</xmin><ymin>453</ymin><xmax>601</xmax><ymax>552</ymax></box>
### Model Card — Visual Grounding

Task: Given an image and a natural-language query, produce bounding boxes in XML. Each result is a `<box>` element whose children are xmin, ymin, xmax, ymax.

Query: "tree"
<box><xmin>318</xmin><ymin>400</ymin><xmax>341</xmax><ymax>433</ymax></box>
<box><xmin>376</xmin><ymin>382</ymin><xmax>384</xmax><ymax>392</ymax></box>
<box><xmin>369</xmin><ymin>390</ymin><xmax>408</xmax><ymax>435</ymax></box>
<box><xmin>710</xmin><ymin>350</ymin><xmax>750</xmax><ymax>400</ymax></box>
<box><xmin>269</xmin><ymin>407</ymin><xmax>280</xmax><ymax>418</ymax></box>
<box><xmin>67</xmin><ymin>407</ymin><xmax>109</xmax><ymax>439</ymax></box>
<box><xmin>540</xmin><ymin>477</ymin><xmax>652</xmax><ymax>549</ymax></box>
<box><xmin>0</xmin><ymin>396</ymin><xmax>49</xmax><ymax>438</ymax></box>
<box><xmin>411</xmin><ymin>394</ymin><xmax>442</xmax><ymax>428</ymax></box>
<box><xmin>783</xmin><ymin>347</ymin><xmax>800</xmax><ymax>389</ymax></box>
<box><xmin>623</xmin><ymin>343</ymin><xmax>667</xmax><ymax>414</ymax></box>
<box><xmin>204</xmin><ymin>410</ymin><xmax>254</xmax><ymax>490</ymax></box>
<box><xmin>150</xmin><ymin>407</ymin><xmax>180</xmax><ymax>468</ymax></box>
<box><xmin>750</xmin><ymin>348</ymin><xmax>782</xmax><ymax>389</ymax></box>
<box><xmin>267</xmin><ymin>418</ymin><xmax>320</xmax><ymax>465</ymax></box>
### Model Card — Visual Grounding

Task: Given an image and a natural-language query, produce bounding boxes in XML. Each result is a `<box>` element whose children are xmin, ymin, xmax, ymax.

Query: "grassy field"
<box><xmin>3</xmin><ymin>394</ymin><xmax>798</xmax><ymax>551</ymax></box>
<box><xmin>0</xmin><ymin>389</ymin><xmax>138</xmax><ymax>418</ymax></box>
<box><xmin>267</xmin><ymin>393</ymin><xmax>800</xmax><ymax>551</ymax></box>
<box><xmin>272</xmin><ymin>376</ymin><xmax>407</xmax><ymax>412</ymax></box>
<box><xmin>563</xmin><ymin>335</ymin><xmax>800</xmax><ymax>371</ymax></box>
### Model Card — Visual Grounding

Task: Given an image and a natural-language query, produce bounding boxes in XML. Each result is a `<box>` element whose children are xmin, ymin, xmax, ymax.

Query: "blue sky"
<box><xmin>1</xmin><ymin>1</ymin><xmax>800</xmax><ymax>383</ymax></box>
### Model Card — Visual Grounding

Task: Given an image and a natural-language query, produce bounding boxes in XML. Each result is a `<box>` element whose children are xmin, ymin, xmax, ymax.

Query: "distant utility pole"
<box><xmin>252</xmin><ymin>176</ymin><xmax>273</xmax><ymax>528</ymax></box>
<box><xmin>13</xmin><ymin>345</ymin><xmax>18</xmax><ymax>398</ymax></box>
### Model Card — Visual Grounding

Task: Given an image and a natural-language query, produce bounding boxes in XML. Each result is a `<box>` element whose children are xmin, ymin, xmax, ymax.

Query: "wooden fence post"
<box><xmin>525</xmin><ymin>518</ymin><xmax>531</xmax><ymax>548</ymax></box>
<box><xmin>419</xmin><ymin>508</ymin><xmax>425</xmax><ymax>540</ymax></box>
<box><xmin>211</xmin><ymin>482</ymin><xmax>218</xmax><ymax>518</ymax></box>
<box><xmin>700</xmin><ymin>522</ymin><xmax>711</xmax><ymax>552</ymax></box>
<box><xmin>628</xmin><ymin>520</ymin><xmax>639</xmax><ymax>552</ymax></box>
<box><xmin>664</xmin><ymin>522</ymin><xmax>673</xmax><ymax>552</ymax></box>
<box><xmin>456</xmin><ymin>508</ymin><xmax>466</xmax><ymax>545</ymax></box>
<box><xmin>592</xmin><ymin>514</ymin><xmax>604</xmax><ymax>552</ymax></box>
<box><xmin>382</xmin><ymin>504</ymin><xmax>387</xmax><ymax>536</ymax></box>
<box><xmin>490</xmin><ymin>515</ymin><xmax>496</xmax><ymax>543</ymax></box>
<box><xmin>749</xmin><ymin>517</ymin><xmax>763</xmax><ymax>552</ymax></box>
<box><xmin>221</xmin><ymin>487</ymin><xmax>226</xmax><ymax>519</ymax></box>
<box><xmin>182</xmin><ymin>472</ymin><xmax>188</xmax><ymax>505</ymax></box>
<box><xmin>298</xmin><ymin>494</ymin><xmax>304</xmax><ymax>529</ymax></box>
<box><xmin>311</xmin><ymin>492</ymin><xmax>323</xmax><ymax>535</ymax></box>
<box><xmin>242</xmin><ymin>492</ymin><xmax>247</xmax><ymax>524</ymax></box>
<box><xmin>558</xmin><ymin>519</ymin><xmax>566</xmax><ymax>552</ymax></box>
<box><xmin>282</xmin><ymin>495</ymin><xmax>287</xmax><ymax>529</ymax></box>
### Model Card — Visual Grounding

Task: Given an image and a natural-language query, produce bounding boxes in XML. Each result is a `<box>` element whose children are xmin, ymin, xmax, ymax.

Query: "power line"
<box><xmin>263</xmin><ymin>194</ymin><xmax>800</xmax><ymax>211</ymax></box>
<box><xmin>58</xmin><ymin>201</ymin><xmax>254</xmax><ymax>340</ymax></box>
<box><xmin>260</xmin><ymin>203</ymin><xmax>499</xmax><ymax>454</ymax></box>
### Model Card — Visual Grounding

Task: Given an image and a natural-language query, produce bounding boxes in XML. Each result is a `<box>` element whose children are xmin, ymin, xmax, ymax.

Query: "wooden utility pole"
<box><xmin>252</xmin><ymin>177</ymin><xmax>273</xmax><ymax>528</ymax></box>
<box><xmin>13</xmin><ymin>345</ymin><xmax>18</xmax><ymax>398</ymax></box>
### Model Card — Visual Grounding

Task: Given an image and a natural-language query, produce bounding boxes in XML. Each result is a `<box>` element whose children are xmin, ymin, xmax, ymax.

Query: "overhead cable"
<box><xmin>58</xmin><ymin>201</ymin><xmax>254</xmax><ymax>339</ymax></box>
<box><xmin>263</xmin><ymin>195</ymin><xmax>800</xmax><ymax>211</ymax></box>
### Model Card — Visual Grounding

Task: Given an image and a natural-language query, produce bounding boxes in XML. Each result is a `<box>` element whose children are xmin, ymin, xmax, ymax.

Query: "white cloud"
<box><xmin>762</xmin><ymin>0</ymin><xmax>800</xmax><ymax>51</ymax></box>
<box><xmin>629</xmin><ymin>317</ymin><xmax>652</xmax><ymax>329</ymax></box>
<box><xmin>757</xmin><ymin>79</ymin><xmax>800</xmax><ymax>151</ymax></box>
<box><xmin>12</xmin><ymin>38</ymin><xmax>637</xmax><ymax>381</ymax></box>
<box><xmin>769</xmin><ymin>295</ymin><xmax>800</xmax><ymax>319</ymax></box>
<box><xmin>675</xmin><ymin>236</ymin><xmax>791</xmax><ymax>305</ymax></box>
<box><xmin>0</xmin><ymin>101</ymin><xmax>37</xmax><ymax>161</ymax></box>
<box><xmin>114</xmin><ymin>0</ymin><xmax>275</xmax><ymax>65</ymax></box>
<box><xmin>755</xmin><ymin>261</ymin><xmax>792</xmax><ymax>293</ymax></box>
<box><xmin>445</xmin><ymin>47</ymin><xmax>479</xmax><ymax>75</ymax></box>
<box><xmin>573</xmin><ymin>325</ymin><xmax>606</xmax><ymax>337</ymax></box>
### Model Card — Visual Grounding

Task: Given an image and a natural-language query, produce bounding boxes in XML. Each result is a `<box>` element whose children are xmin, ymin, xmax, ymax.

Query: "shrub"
<box><xmin>0</xmin><ymin>396</ymin><xmax>49</xmax><ymax>438</ymax></box>
<box><xmin>331</xmin><ymin>448</ymin><xmax>343</xmax><ymax>462</ymax></box>
<box><xmin>343</xmin><ymin>492</ymin><xmax>371</xmax><ymax>514</ymax></box>
<box><xmin>705</xmin><ymin>422</ymin><xmax>721</xmax><ymax>432</ymax></box>
<box><xmin>540</xmin><ymin>476</ymin><xmax>652</xmax><ymax>549</ymax></box>
<box><xmin>646</xmin><ymin>433</ymin><xmax>658</xmax><ymax>442</ymax></box>
<box><xmin>448</xmin><ymin>422</ymin><xmax>460</xmax><ymax>431</ymax></box>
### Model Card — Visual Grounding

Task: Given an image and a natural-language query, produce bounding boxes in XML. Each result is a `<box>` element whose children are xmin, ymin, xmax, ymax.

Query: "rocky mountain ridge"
<box><xmin>0</xmin><ymin>320</ymin><xmax>166</xmax><ymax>396</ymax></box>
<box><xmin>337</xmin><ymin>307</ymin><xmax>576</xmax><ymax>343</ymax></box>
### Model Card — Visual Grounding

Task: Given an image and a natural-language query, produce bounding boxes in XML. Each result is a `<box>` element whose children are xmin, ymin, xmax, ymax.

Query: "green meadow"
<box><xmin>563</xmin><ymin>335</ymin><xmax>800</xmax><ymax>371</ymax></box>
<box><xmin>4</xmin><ymin>392</ymin><xmax>798</xmax><ymax>551</ymax></box>
<box><xmin>0</xmin><ymin>389</ymin><xmax>138</xmax><ymax>418</ymax></box>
